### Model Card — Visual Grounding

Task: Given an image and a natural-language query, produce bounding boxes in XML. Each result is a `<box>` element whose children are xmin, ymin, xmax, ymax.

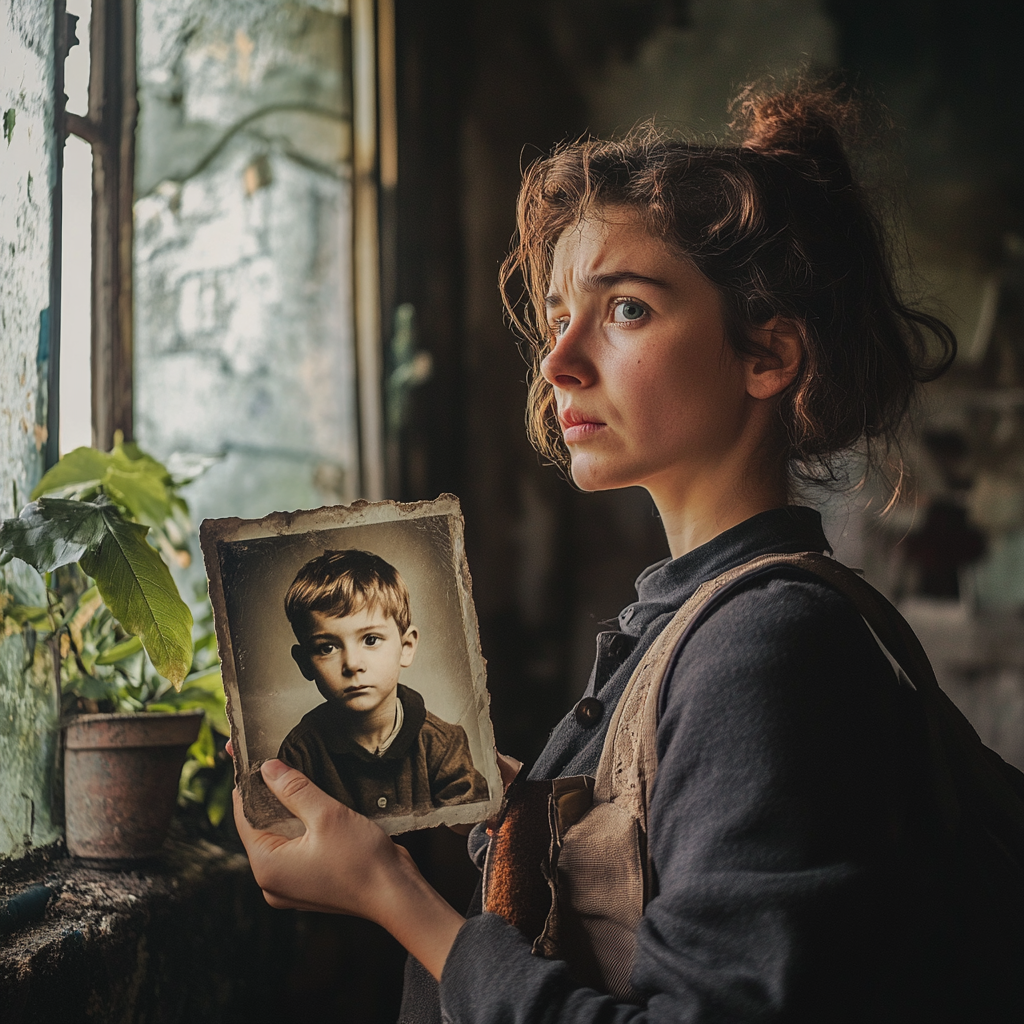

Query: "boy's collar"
<box><xmin>316</xmin><ymin>684</ymin><xmax>428</xmax><ymax>761</ymax></box>
<box><xmin>372</xmin><ymin>697</ymin><xmax>405</xmax><ymax>756</ymax></box>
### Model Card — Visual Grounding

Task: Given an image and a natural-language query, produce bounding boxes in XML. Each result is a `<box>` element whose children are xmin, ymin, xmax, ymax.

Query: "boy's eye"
<box><xmin>364</xmin><ymin>635</ymin><xmax>381</xmax><ymax>647</ymax></box>
<box><xmin>611</xmin><ymin>299</ymin><xmax>647</xmax><ymax>323</ymax></box>
<box><xmin>312</xmin><ymin>642</ymin><xmax>336</xmax><ymax>657</ymax></box>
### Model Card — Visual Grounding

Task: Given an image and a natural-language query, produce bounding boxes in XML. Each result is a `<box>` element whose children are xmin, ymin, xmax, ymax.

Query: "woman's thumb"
<box><xmin>260</xmin><ymin>758</ymin><xmax>325</xmax><ymax>827</ymax></box>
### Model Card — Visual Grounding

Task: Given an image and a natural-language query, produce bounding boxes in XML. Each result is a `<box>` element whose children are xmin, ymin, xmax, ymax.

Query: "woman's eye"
<box><xmin>612</xmin><ymin>300</ymin><xmax>647</xmax><ymax>323</ymax></box>
<box><xmin>550</xmin><ymin>317</ymin><xmax>570</xmax><ymax>338</ymax></box>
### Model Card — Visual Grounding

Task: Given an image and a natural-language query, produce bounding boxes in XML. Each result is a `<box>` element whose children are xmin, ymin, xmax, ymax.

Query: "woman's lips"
<box><xmin>562</xmin><ymin>422</ymin><xmax>605</xmax><ymax>445</ymax></box>
<box><xmin>559</xmin><ymin>409</ymin><xmax>605</xmax><ymax>445</ymax></box>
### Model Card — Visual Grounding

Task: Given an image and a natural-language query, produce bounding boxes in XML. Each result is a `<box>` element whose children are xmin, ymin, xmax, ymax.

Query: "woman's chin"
<box><xmin>569</xmin><ymin>458</ymin><xmax>637</xmax><ymax>493</ymax></box>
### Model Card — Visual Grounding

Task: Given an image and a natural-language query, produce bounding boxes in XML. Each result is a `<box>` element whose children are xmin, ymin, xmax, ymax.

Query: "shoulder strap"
<box><xmin>594</xmin><ymin>551</ymin><xmax>1024</xmax><ymax>856</ymax></box>
<box><xmin>593</xmin><ymin>553</ymin><xmax>810</xmax><ymax>814</ymax></box>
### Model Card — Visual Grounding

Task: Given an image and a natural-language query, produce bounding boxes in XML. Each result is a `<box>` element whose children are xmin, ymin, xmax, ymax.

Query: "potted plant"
<box><xmin>0</xmin><ymin>436</ymin><xmax>229</xmax><ymax>865</ymax></box>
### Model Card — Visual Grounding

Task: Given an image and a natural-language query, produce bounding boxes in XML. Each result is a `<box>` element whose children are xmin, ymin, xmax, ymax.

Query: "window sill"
<box><xmin>0</xmin><ymin>818</ymin><xmax>292</xmax><ymax>1023</ymax></box>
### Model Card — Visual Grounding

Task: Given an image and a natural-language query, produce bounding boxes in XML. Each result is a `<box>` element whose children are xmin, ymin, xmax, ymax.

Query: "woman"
<box><xmin>233</xmin><ymin>85</ymin><xmax>1021</xmax><ymax>1022</ymax></box>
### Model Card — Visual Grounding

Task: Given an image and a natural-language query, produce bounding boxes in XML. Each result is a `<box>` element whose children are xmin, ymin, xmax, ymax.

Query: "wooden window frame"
<box><xmin>64</xmin><ymin>0</ymin><xmax>136</xmax><ymax>453</ymax></box>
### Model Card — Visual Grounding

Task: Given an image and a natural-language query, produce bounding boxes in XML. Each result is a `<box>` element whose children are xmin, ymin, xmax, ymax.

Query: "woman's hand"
<box><xmin>233</xmin><ymin>758</ymin><xmax>466</xmax><ymax>979</ymax></box>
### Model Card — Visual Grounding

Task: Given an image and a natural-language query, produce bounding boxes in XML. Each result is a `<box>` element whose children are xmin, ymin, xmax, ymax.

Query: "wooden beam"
<box><xmin>351</xmin><ymin>0</ymin><xmax>385</xmax><ymax>500</ymax></box>
<box><xmin>89</xmin><ymin>0</ymin><xmax>136</xmax><ymax>450</ymax></box>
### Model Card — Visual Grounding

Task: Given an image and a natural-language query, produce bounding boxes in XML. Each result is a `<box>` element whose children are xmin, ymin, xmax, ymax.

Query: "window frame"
<box><xmin>63</xmin><ymin>0</ymin><xmax>135</xmax><ymax>453</ymax></box>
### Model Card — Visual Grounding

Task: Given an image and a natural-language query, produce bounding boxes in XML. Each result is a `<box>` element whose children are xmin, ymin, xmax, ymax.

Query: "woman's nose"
<box><xmin>540</xmin><ymin>321</ymin><xmax>593</xmax><ymax>388</ymax></box>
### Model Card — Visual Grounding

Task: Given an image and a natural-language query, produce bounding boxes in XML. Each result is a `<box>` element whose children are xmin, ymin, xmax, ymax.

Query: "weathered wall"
<box><xmin>0</xmin><ymin>0</ymin><xmax>62</xmax><ymax>860</ymax></box>
<box><xmin>133</xmin><ymin>0</ymin><xmax>358</xmax><ymax>598</ymax></box>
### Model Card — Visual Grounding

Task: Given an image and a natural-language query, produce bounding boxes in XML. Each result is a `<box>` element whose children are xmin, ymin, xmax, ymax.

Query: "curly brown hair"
<box><xmin>500</xmin><ymin>83</ymin><xmax>956</xmax><ymax>486</ymax></box>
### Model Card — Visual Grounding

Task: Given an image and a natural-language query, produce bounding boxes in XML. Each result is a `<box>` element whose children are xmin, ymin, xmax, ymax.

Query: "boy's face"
<box><xmin>291</xmin><ymin>603</ymin><xmax>418</xmax><ymax>716</ymax></box>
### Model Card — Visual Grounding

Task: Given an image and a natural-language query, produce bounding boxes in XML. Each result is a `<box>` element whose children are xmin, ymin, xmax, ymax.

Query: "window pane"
<box><xmin>64</xmin><ymin>0</ymin><xmax>91</xmax><ymax>116</ymax></box>
<box><xmin>133</xmin><ymin>1</ymin><xmax>357</xmax><ymax>575</ymax></box>
<box><xmin>59</xmin><ymin>132</ymin><xmax>93</xmax><ymax>453</ymax></box>
<box><xmin>59</xmin><ymin>0</ymin><xmax>93</xmax><ymax>454</ymax></box>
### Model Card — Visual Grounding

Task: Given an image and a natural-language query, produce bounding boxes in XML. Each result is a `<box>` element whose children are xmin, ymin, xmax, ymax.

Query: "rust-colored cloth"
<box><xmin>278</xmin><ymin>684</ymin><xmax>489</xmax><ymax>818</ymax></box>
<box><xmin>483</xmin><ymin>776</ymin><xmax>555</xmax><ymax>943</ymax></box>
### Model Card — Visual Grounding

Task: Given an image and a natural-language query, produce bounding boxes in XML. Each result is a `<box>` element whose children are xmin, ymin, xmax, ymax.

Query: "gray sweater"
<box><xmin>401</xmin><ymin>507</ymin><xmax>1014</xmax><ymax>1023</ymax></box>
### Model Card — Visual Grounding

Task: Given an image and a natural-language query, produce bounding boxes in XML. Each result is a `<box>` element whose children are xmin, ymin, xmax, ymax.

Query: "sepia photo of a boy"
<box><xmin>277</xmin><ymin>549</ymin><xmax>489</xmax><ymax>819</ymax></box>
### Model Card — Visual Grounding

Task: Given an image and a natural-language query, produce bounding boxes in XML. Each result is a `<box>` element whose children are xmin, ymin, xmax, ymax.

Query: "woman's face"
<box><xmin>541</xmin><ymin>209</ymin><xmax>757</xmax><ymax>501</ymax></box>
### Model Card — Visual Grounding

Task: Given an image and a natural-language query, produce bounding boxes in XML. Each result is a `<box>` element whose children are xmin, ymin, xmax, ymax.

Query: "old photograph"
<box><xmin>200</xmin><ymin>495</ymin><xmax>501</xmax><ymax>835</ymax></box>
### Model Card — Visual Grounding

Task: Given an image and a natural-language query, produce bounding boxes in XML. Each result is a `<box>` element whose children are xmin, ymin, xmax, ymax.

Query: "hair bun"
<box><xmin>730</xmin><ymin>83</ymin><xmax>860</xmax><ymax>177</ymax></box>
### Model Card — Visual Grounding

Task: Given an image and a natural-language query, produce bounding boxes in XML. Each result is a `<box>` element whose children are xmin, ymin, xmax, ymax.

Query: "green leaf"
<box><xmin>117</xmin><ymin>439</ymin><xmax>147</xmax><ymax>461</ymax></box>
<box><xmin>66</xmin><ymin>672</ymin><xmax>115</xmax><ymax>702</ymax></box>
<box><xmin>31</xmin><ymin>447</ymin><xmax>110</xmax><ymax>500</ymax></box>
<box><xmin>114</xmin><ymin>693</ymin><xmax>147</xmax><ymax>713</ymax></box>
<box><xmin>80</xmin><ymin>512</ymin><xmax>193</xmax><ymax>688</ymax></box>
<box><xmin>206</xmin><ymin>768</ymin><xmax>234</xmax><ymax>826</ymax></box>
<box><xmin>103</xmin><ymin>448</ymin><xmax>175</xmax><ymax>526</ymax></box>
<box><xmin>0</xmin><ymin>498</ymin><xmax>108</xmax><ymax>572</ymax></box>
<box><xmin>31</xmin><ymin>440</ymin><xmax>183</xmax><ymax>531</ymax></box>
<box><xmin>4</xmin><ymin>603</ymin><xmax>51</xmax><ymax>628</ymax></box>
<box><xmin>189</xmin><ymin>719</ymin><xmax>216</xmax><ymax>768</ymax></box>
<box><xmin>94</xmin><ymin>634</ymin><xmax>144</xmax><ymax>665</ymax></box>
<box><xmin>150</xmin><ymin>668</ymin><xmax>227</xmax><ymax>734</ymax></box>
<box><xmin>183</xmin><ymin>665</ymin><xmax>222</xmax><ymax>688</ymax></box>
<box><xmin>182</xmin><ymin>668</ymin><xmax>228</xmax><ymax>733</ymax></box>
<box><xmin>178</xmin><ymin>759</ymin><xmax>206</xmax><ymax>805</ymax></box>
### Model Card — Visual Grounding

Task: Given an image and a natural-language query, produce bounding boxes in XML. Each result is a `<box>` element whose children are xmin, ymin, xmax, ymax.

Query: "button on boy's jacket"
<box><xmin>278</xmin><ymin>684</ymin><xmax>489</xmax><ymax>817</ymax></box>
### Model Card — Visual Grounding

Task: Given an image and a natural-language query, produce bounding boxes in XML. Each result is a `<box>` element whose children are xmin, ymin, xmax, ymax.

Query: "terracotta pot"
<box><xmin>63</xmin><ymin>709</ymin><xmax>204</xmax><ymax>866</ymax></box>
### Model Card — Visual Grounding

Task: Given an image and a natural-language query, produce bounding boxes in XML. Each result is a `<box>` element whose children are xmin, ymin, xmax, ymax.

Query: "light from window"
<box><xmin>59</xmin><ymin>0</ymin><xmax>93</xmax><ymax>453</ymax></box>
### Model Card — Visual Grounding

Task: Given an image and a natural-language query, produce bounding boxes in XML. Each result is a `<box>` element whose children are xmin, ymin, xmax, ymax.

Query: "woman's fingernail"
<box><xmin>261</xmin><ymin>758</ymin><xmax>288</xmax><ymax>781</ymax></box>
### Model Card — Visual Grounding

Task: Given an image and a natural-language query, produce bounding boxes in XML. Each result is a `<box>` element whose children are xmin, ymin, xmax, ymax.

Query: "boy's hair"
<box><xmin>285</xmin><ymin>549</ymin><xmax>412</xmax><ymax>637</ymax></box>
<box><xmin>501</xmin><ymin>80</ymin><xmax>956</xmax><ymax>491</ymax></box>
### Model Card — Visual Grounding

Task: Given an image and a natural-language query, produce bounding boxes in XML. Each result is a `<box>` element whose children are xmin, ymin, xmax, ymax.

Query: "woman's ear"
<box><xmin>743</xmin><ymin>318</ymin><xmax>803</xmax><ymax>400</ymax></box>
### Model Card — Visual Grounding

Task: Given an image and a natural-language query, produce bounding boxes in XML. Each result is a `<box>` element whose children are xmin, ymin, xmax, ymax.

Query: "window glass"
<box><xmin>133</xmin><ymin>0</ymin><xmax>357</xmax><ymax>582</ymax></box>
<box><xmin>59</xmin><ymin>0</ymin><xmax>93</xmax><ymax>453</ymax></box>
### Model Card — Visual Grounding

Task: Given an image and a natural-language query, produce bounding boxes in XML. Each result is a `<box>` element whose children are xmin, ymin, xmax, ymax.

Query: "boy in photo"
<box><xmin>277</xmin><ymin>549</ymin><xmax>489</xmax><ymax>819</ymax></box>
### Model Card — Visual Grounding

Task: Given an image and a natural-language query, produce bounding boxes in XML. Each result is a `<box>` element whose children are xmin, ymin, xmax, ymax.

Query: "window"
<box><xmin>58</xmin><ymin>0</ymin><xmax>393</xmax><ymax>563</ymax></box>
